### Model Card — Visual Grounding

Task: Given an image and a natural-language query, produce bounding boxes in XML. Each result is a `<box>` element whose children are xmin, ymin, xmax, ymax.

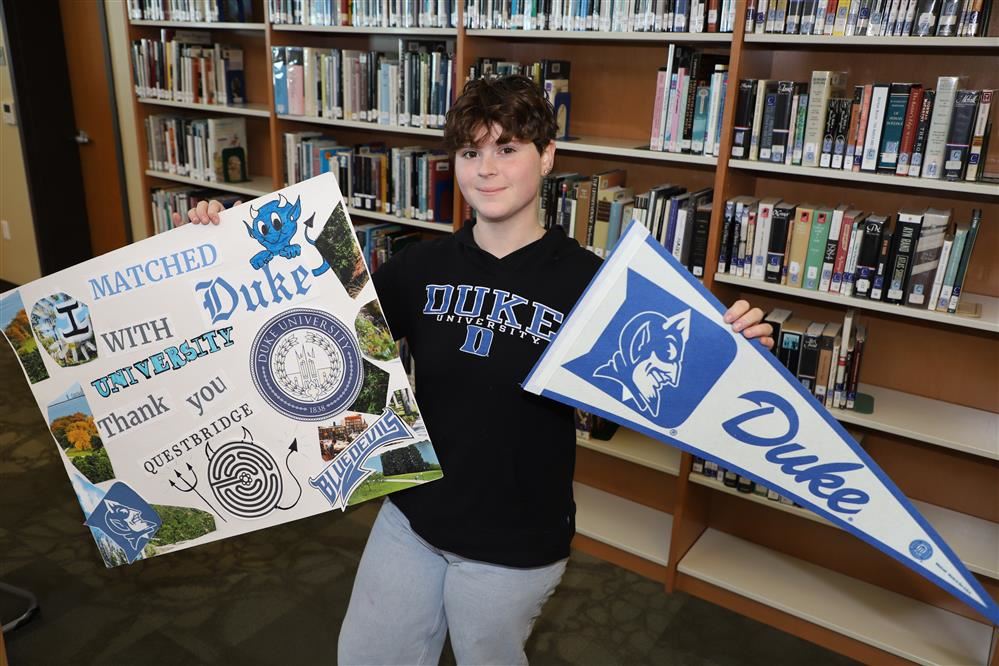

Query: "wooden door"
<box><xmin>58</xmin><ymin>0</ymin><xmax>130</xmax><ymax>256</ymax></box>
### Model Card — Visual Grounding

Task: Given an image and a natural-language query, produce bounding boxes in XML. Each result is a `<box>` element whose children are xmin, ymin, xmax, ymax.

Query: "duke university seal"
<box><xmin>250</xmin><ymin>308</ymin><xmax>363</xmax><ymax>421</ymax></box>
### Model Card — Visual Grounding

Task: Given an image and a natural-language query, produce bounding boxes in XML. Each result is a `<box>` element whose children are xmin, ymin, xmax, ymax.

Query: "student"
<box><xmin>177</xmin><ymin>74</ymin><xmax>774</xmax><ymax>666</ymax></box>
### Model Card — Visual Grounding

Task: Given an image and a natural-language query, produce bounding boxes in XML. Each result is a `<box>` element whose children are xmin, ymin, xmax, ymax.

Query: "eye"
<box><xmin>270</xmin><ymin>212</ymin><xmax>283</xmax><ymax>231</ymax></box>
<box><xmin>258</xmin><ymin>221</ymin><xmax>269</xmax><ymax>235</ymax></box>
<box><xmin>500</xmin><ymin>146</ymin><xmax>516</xmax><ymax>154</ymax></box>
<box><xmin>666</xmin><ymin>341</ymin><xmax>678</xmax><ymax>361</ymax></box>
<box><xmin>461</xmin><ymin>149</ymin><xmax>477</xmax><ymax>159</ymax></box>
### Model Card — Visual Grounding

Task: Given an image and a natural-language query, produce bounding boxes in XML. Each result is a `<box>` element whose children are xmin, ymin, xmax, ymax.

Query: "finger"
<box><xmin>196</xmin><ymin>200</ymin><xmax>211</xmax><ymax>225</ymax></box>
<box><xmin>723</xmin><ymin>299</ymin><xmax>750</xmax><ymax>323</ymax></box>
<box><xmin>740</xmin><ymin>322</ymin><xmax>774</xmax><ymax>341</ymax></box>
<box><xmin>731</xmin><ymin>307</ymin><xmax>765</xmax><ymax>332</ymax></box>
<box><xmin>758</xmin><ymin>336</ymin><xmax>775</xmax><ymax>350</ymax></box>
<box><xmin>171</xmin><ymin>211</ymin><xmax>183</xmax><ymax>227</ymax></box>
<box><xmin>187</xmin><ymin>207</ymin><xmax>201</xmax><ymax>225</ymax></box>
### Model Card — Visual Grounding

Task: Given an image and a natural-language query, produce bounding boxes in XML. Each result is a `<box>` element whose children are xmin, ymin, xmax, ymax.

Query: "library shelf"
<box><xmin>129</xmin><ymin>20</ymin><xmax>266</xmax><ymax>30</ymax></box>
<box><xmin>137</xmin><ymin>98</ymin><xmax>272</xmax><ymax>117</ymax></box>
<box><xmin>688</xmin><ymin>475</ymin><xmax>999</xmax><ymax>580</ymax></box>
<box><xmin>555</xmin><ymin>135</ymin><xmax>718</xmax><ymax>165</ymax></box>
<box><xmin>346</xmin><ymin>207</ymin><xmax>453</xmax><ymax>232</ymax></box>
<box><xmin>743</xmin><ymin>34</ymin><xmax>999</xmax><ymax>48</ymax></box>
<box><xmin>573</xmin><ymin>481</ymin><xmax>672</xmax><ymax>566</ymax></box>
<box><xmin>576</xmin><ymin>427</ymin><xmax>682</xmax><ymax>476</ymax></box>
<box><xmin>277</xmin><ymin>114</ymin><xmax>445</xmax><ymax>137</ymax></box>
<box><xmin>830</xmin><ymin>384</ymin><xmax>999</xmax><ymax>461</ymax></box>
<box><xmin>728</xmin><ymin>159</ymin><xmax>999</xmax><ymax>197</ymax></box>
<box><xmin>677</xmin><ymin>528</ymin><xmax>994</xmax><ymax>666</ymax></box>
<box><xmin>712</xmin><ymin>273</ymin><xmax>999</xmax><ymax>334</ymax></box>
<box><xmin>270</xmin><ymin>25</ymin><xmax>457</xmax><ymax>36</ymax></box>
<box><xmin>465</xmin><ymin>29</ymin><xmax>733</xmax><ymax>43</ymax></box>
<box><xmin>145</xmin><ymin>170</ymin><xmax>273</xmax><ymax>197</ymax></box>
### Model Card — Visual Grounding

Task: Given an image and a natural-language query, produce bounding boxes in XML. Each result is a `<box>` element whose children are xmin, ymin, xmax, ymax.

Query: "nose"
<box><xmin>478</xmin><ymin>152</ymin><xmax>498</xmax><ymax>177</ymax></box>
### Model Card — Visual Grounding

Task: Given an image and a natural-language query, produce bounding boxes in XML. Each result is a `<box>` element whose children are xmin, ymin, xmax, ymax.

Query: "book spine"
<box><xmin>877</xmin><ymin>84</ymin><xmax>916</xmax><ymax>173</ymax></box>
<box><xmin>830</xmin><ymin>214</ymin><xmax>855</xmax><ymax>292</ymax></box>
<box><xmin>908</xmin><ymin>90</ymin><xmax>936</xmax><ymax>177</ymax></box>
<box><xmin>948</xmin><ymin>211</ymin><xmax>980</xmax><ymax>312</ymax></box>
<box><xmin>922</xmin><ymin>76</ymin><xmax>960</xmax><ymax>179</ymax></box>
<box><xmin>791</xmin><ymin>92</ymin><xmax>809</xmax><ymax>165</ymax></box>
<box><xmin>819</xmin><ymin>208</ymin><xmax>844</xmax><ymax>291</ymax></box>
<box><xmin>852</xmin><ymin>84</ymin><xmax>873</xmax><ymax>171</ymax></box>
<box><xmin>869</xmin><ymin>229</ymin><xmax>894</xmax><ymax>301</ymax></box>
<box><xmin>965</xmin><ymin>89</ymin><xmax>992</xmax><ymax>182</ymax></box>
<box><xmin>935</xmin><ymin>228</ymin><xmax>967</xmax><ymax>310</ymax></box>
<box><xmin>885</xmin><ymin>214</ymin><xmax>922</xmax><ymax>304</ymax></box>
<box><xmin>943</xmin><ymin>89</ymin><xmax>980</xmax><ymax>181</ymax></box>
<box><xmin>926</xmin><ymin>236</ymin><xmax>953</xmax><ymax>311</ymax></box>
<box><xmin>895</xmin><ymin>86</ymin><xmax>925</xmax><ymax>175</ymax></box>
<box><xmin>861</xmin><ymin>84</ymin><xmax>890</xmax><ymax>172</ymax></box>
<box><xmin>842</xmin><ymin>221</ymin><xmax>864</xmax><ymax>296</ymax></box>
<box><xmin>819</xmin><ymin>97</ymin><xmax>839</xmax><ymax>168</ymax></box>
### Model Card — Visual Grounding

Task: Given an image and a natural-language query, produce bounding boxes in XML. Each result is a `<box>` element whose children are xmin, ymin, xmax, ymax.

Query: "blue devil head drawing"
<box><xmin>593</xmin><ymin>309</ymin><xmax>691</xmax><ymax>418</ymax></box>
<box><xmin>102</xmin><ymin>499</ymin><xmax>159</xmax><ymax>550</ymax></box>
<box><xmin>244</xmin><ymin>194</ymin><xmax>303</xmax><ymax>269</ymax></box>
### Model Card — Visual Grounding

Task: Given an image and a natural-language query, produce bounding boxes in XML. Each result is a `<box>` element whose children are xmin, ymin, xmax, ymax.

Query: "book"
<box><xmin>943</xmin><ymin>89</ymin><xmax>980</xmax><ymax>181</ymax></box>
<box><xmin>895</xmin><ymin>86</ymin><xmax>926</xmax><ymax>176</ymax></box>
<box><xmin>885</xmin><ymin>209</ymin><xmax>923</xmax><ymax>304</ymax></box>
<box><xmin>833</xmin><ymin>310</ymin><xmax>855</xmax><ymax>407</ymax></box>
<box><xmin>759</xmin><ymin>82</ymin><xmax>780</xmax><ymax>162</ymax></box>
<box><xmin>934</xmin><ymin>223</ymin><xmax>968</xmax><ymax>310</ymax></box>
<box><xmin>766</xmin><ymin>202</ymin><xmax>797</xmax><ymax>283</ymax></box>
<box><xmin>771</xmin><ymin>81</ymin><xmax>797</xmax><ymax>163</ymax></box>
<box><xmin>869</xmin><ymin>219</ymin><xmax>895</xmax><ymax>301</ymax></box>
<box><xmin>831</xmin><ymin>209</ymin><xmax>862</xmax><ymax>293</ymax></box>
<box><xmin>908</xmin><ymin>90</ymin><xmax>936</xmax><ymax>177</ymax></box>
<box><xmin>819</xmin><ymin>97</ymin><xmax>841</xmax><ymax>168</ymax></box>
<box><xmin>878</xmin><ymin>83</ymin><xmax>918</xmax><ymax>174</ymax></box>
<box><xmin>846</xmin><ymin>323</ymin><xmax>867</xmax><ymax>409</ymax></box>
<box><xmin>831</xmin><ymin>98</ymin><xmax>853</xmax><ymax>170</ymax></box>
<box><xmin>851</xmin><ymin>84</ymin><xmax>874</xmax><ymax>171</ymax></box>
<box><xmin>921</xmin><ymin>76</ymin><xmax>962</xmax><ymax>179</ymax></box>
<box><xmin>272</xmin><ymin>46</ymin><xmax>288</xmax><ymax>115</ymax></box>
<box><xmin>819</xmin><ymin>204</ymin><xmax>849</xmax><ymax>292</ymax></box>
<box><xmin>786</xmin><ymin>204</ymin><xmax>815</xmax><ymax>288</ymax></box>
<box><xmin>947</xmin><ymin>209</ymin><xmax>981</xmax><ymax>313</ymax></box>
<box><xmin>815</xmin><ymin>322</ymin><xmax>841</xmax><ymax>404</ymax></box>
<box><xmin>803</xmin><ymin>71</ymin><xmax>848</xmax><ymax>168</ymax></box>
<box><xmin>905</xmin><ymin>207</ymin><xmax>951</xmax><ymax>308</ymax></box>
<box><xmin>689</xmin><ymin>201</ymin><xmax>714</xmax><ymax>278</ymax></box>
<box><xmin>791</xmin><ymin>90</ymin><xmax>810</xmax><ymax>165</ymax></box>
<box><xmin>860</xmin><ymin>84</ymin><xmax>890</xmax><ymax>172</ymax></box>
<box><xmin>965</xmin><ymin>89</ymin><xmax>994</xmax><ymax>182</ymax></box>
<box><xmin>803</xmin><ymin>206</ymin><xmax>833</xmax><ymax>290</ymax></box>
<box><xmin>764</xmin><ymin>308</ymin><xmax>794</xmax><ymax>357</ymax></box>
<box><xmin>797</xmin><ymin>321</ymin><xmax>827</xmax><ymax>392</ymax></box>
<box><xmin>854</xmin><ymin>214</ymin><xmax>887</xmax><ymax>298</ymax></box>
<box><xmin>926</xmin><ymin>232</ymin><xmax>955</xmax><ymax>311</ymax></box>
<box><xmin>732</xmin><ymin>79</ymin><xmax>758</xmax><ymax>159</ymax></box>
<box><xmin>778</xmin><ymin>317</ymin><xmax>811</xmax><ymax>375</ymax></box>
<box><xmin>752</xmin><ymin>197</ymin><xmax>782</xmax><ymax>280</ymax></box>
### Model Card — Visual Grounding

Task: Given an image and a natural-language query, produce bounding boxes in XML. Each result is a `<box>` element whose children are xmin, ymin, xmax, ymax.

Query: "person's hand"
<box><xmin>172</xmin><ymin>199</ymin><xmax>240</xmax><ymax>227</ymax></box>
<box><xmin>723</xmin><ymin>299</ymin><xmax>774</xmax><ymax>350</ymax></box>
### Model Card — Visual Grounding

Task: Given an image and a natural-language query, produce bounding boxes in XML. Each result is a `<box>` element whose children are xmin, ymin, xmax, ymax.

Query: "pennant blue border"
<box><xmin>525</xmin><ymin>220</ymin><xmax>999</xmax><ymax>625</ymax></box>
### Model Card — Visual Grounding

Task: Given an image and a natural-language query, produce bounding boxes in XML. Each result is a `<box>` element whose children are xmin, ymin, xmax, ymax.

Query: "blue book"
<box><xmin>607</xmin><ymin>200</ymin><xmax>629</xmax><ymax>254</ymax></box>
<box><xmin>272</xmin><ymin>47</ymin><xmax>288</xmax><ymax>115</ymax></box>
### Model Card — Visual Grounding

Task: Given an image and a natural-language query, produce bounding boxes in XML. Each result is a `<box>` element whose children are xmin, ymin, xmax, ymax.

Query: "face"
<box><xmin>455</xmin><ymin>123</ymin><xmax>555</xmax><ymax>227</ymax></box>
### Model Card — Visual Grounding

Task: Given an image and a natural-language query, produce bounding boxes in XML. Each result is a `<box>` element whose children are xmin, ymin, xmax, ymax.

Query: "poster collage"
<box><xmin>1</xmin><ymin>173</ymin><xmax>440</xmax><ymax>567</ymax></box>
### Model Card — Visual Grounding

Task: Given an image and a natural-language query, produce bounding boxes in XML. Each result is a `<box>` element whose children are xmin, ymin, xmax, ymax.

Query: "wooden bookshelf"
<box><xmin>465</xmin><ymin>29</ymin><xmax>733</xmax><ymax>42</ymax></box>
<box><xmin>346</xmin><ymin>207</ymin><xmax>454</xmax><ymax>233</ymax></box>
<box><xmin>130</xmin><ymin>20</ymin><xmax>266</xmax><ymax>30</ymax></box>
<box><xmin>112</xmin><ymin>1</ymin><xmax>999</xmax><ymax>659</ymax></box>
<box><xmin>573</xmin><ymin>481</ymin><xmax>673</xmax><ymax>566</ymax></box>
<box><xmin>277</xmin><ymin>113</ymin><xmax>446</xmax><ymax>137</ymax></box>
<box><xmin>145</xmin><ymin>170</ymin><xmax>273</xmax><ymax>197</ymax></box>
<box><xmin>677</xmin><ymin>528</ymin><xmax>994</xmax><ymax>666</ymax></box>
<box><xmin>743</xmin><ymin>34</ymin><xmax>999</xmax><ymax>48</ymax></box>
<box><xmin>728</xmin><ymin>159</ymin><xmax>999</xmax><ymax>197</ymax></box>
<box><xmin>138</xmin><ymin>98</ymin><xmax>272</xmax><ymax>117</ymax></box>
<box><xmin>713</xmin><ymin>272</ymin><xmax>999</xmax><ymax>333</ymax></box>
<box><xmin>271</xmin><ymin>25</ymin><xmax>458</xmax><ymax>36</ymax></box>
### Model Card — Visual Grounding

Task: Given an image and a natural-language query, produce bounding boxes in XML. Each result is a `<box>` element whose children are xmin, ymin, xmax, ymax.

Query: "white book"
<box><xmin>819</xmin><ymin>205</ymin><xmax>848</xmax><ymax>292</ymax></box>
<box><xmin>704</xmin><ymin>71</ymin><xmax>723</xmax><ymax>156</ymax></box>
<box><xmin>921</xmin><ymin>76</ymin><xmax>961</xmax><ymax>180</ymax></box>
<box><xmin>802</xmin><ymin>71</ymin><xmax>847</xmax><ymax>168</ymax></box>
<box><xmin>756</xmin><ymin>0</ymin><xmax>771</xmax><ymax>32</ymax></box>
<box><xmin>841</xmin><ymin>221</ymin><xmax>865</xmax><ymax>297</ymax></box>
<box><xmin>833</xmin><ymin>310</ymin><xmax>853</xmax><ymax>407</ymax></box>
<box><xmin>672</xmin><ymin>208</ymin><xmax>689</xmax><ymax>261</ymax></box>
<box><xmin>926</xmin><ymin>237</ymin><xmax>954</xmax><ymax>311</ymax></box>
<box><xmin>785</xmin><ymin>91</ymin><xmax>800</xmax><ymax>165</ymax></box>
<box><xmin>860</xmin><ymin>84</ymin><xmax>890</xmax><ymax>172</ymax></box>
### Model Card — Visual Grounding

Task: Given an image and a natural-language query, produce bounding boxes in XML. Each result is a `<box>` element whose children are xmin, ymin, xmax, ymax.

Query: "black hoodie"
<box><xmin>372</xmin><ymin>222</ymin><xmax>602</xmax><ymax>567</ymax></box>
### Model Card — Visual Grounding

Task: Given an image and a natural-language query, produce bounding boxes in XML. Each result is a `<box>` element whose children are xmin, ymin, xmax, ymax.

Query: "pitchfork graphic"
<box><xmin>170</xmin><ymin>462</ymin><xmax>227</xmax><ymax>523</ymax></box>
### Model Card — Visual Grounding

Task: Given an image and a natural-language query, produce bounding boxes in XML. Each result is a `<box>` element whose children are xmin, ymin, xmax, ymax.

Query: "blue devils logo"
<box><xmin>243</xmin><ymin>193</ymin><xmax>330</xmax><ymax>276</ymax></box>
<box><xmin>84</xmin><ymin>482</ymin><xmax>161</xmax><ymax>564</ymax></box>
<box><xmin>593</xmin><ymin>309</ymin><xmax>690</xmax><ymax>418</ymax></box>
<box><xmin>309</xmin><ymin>409</ymin><xmax>416</xmax><ymax>511</ymax></box>
<box><xmin>244</xmin><ymin>194</ymin><xmax>302</xmax><ymax>269</ymax></box>
<box><xmin>564</xmin><ymin>268</ymin><xmax>736</xmax><ymax>429</ymax></box>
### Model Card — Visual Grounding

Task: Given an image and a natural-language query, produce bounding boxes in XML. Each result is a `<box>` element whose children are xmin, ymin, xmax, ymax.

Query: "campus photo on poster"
<box><xmin>1</xmin><ymin>173</ymin><xmax>441</xmax><ymax>567</ymax></box>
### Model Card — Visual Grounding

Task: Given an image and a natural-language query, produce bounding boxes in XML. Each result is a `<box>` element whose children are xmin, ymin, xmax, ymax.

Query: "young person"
<box><xmin>177</xmin><ymin>75</ymin><xmax>774</xmax><ymax>666</ymax></box>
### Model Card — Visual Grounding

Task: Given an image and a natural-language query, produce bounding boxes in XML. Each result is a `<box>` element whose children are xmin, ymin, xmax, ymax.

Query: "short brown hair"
<box><xmin>443</xmin><ymin>75</ymin><xmax>558</xmax><ymax>155</ymax></box>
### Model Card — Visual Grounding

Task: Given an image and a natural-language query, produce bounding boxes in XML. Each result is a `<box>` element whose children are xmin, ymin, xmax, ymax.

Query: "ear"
<box><xmin>541</xmin><ymin>140</ymin><xmax>556</xmax><ymax>175</ymax></box>
<box><xmin>627</xmin><ymin>320</ymin><xmax>652</xmax><ymax>364</ymax></box>
<box><xmin>290</xmin><ymin>196</ymin><xmax>302</xmax><ymax>221</ymax></box>
<box><xmin>663</xmin><ymin>310</ymin><xmax>691</xmax><ymax>343</ymax></box>
<box><xmin>243</xmin><ymin>220</ymin><xmax>254</xmax><ymax>238</ymax></box>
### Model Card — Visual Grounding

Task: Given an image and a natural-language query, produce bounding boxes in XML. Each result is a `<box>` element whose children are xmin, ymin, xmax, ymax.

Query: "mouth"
<box><xmin>476</xmin><ymin>187</ymin><xmax>506</xmax><ymax>195</ymax></box>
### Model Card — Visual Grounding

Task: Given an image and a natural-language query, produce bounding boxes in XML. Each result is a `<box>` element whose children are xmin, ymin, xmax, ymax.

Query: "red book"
<box><xmin>707</xmin><ymin>0</ymin><xmax>720</xmax><ymax>31</ymax></box>
<box><xmin>895</xmin><ymin>86</ymin><xmax>925</xmax><ymax>176</ymax></box>
<box><xmin>830</xmin><ymin>209</ymin><xmax>860</xmax><ymax>293</ymax></box>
